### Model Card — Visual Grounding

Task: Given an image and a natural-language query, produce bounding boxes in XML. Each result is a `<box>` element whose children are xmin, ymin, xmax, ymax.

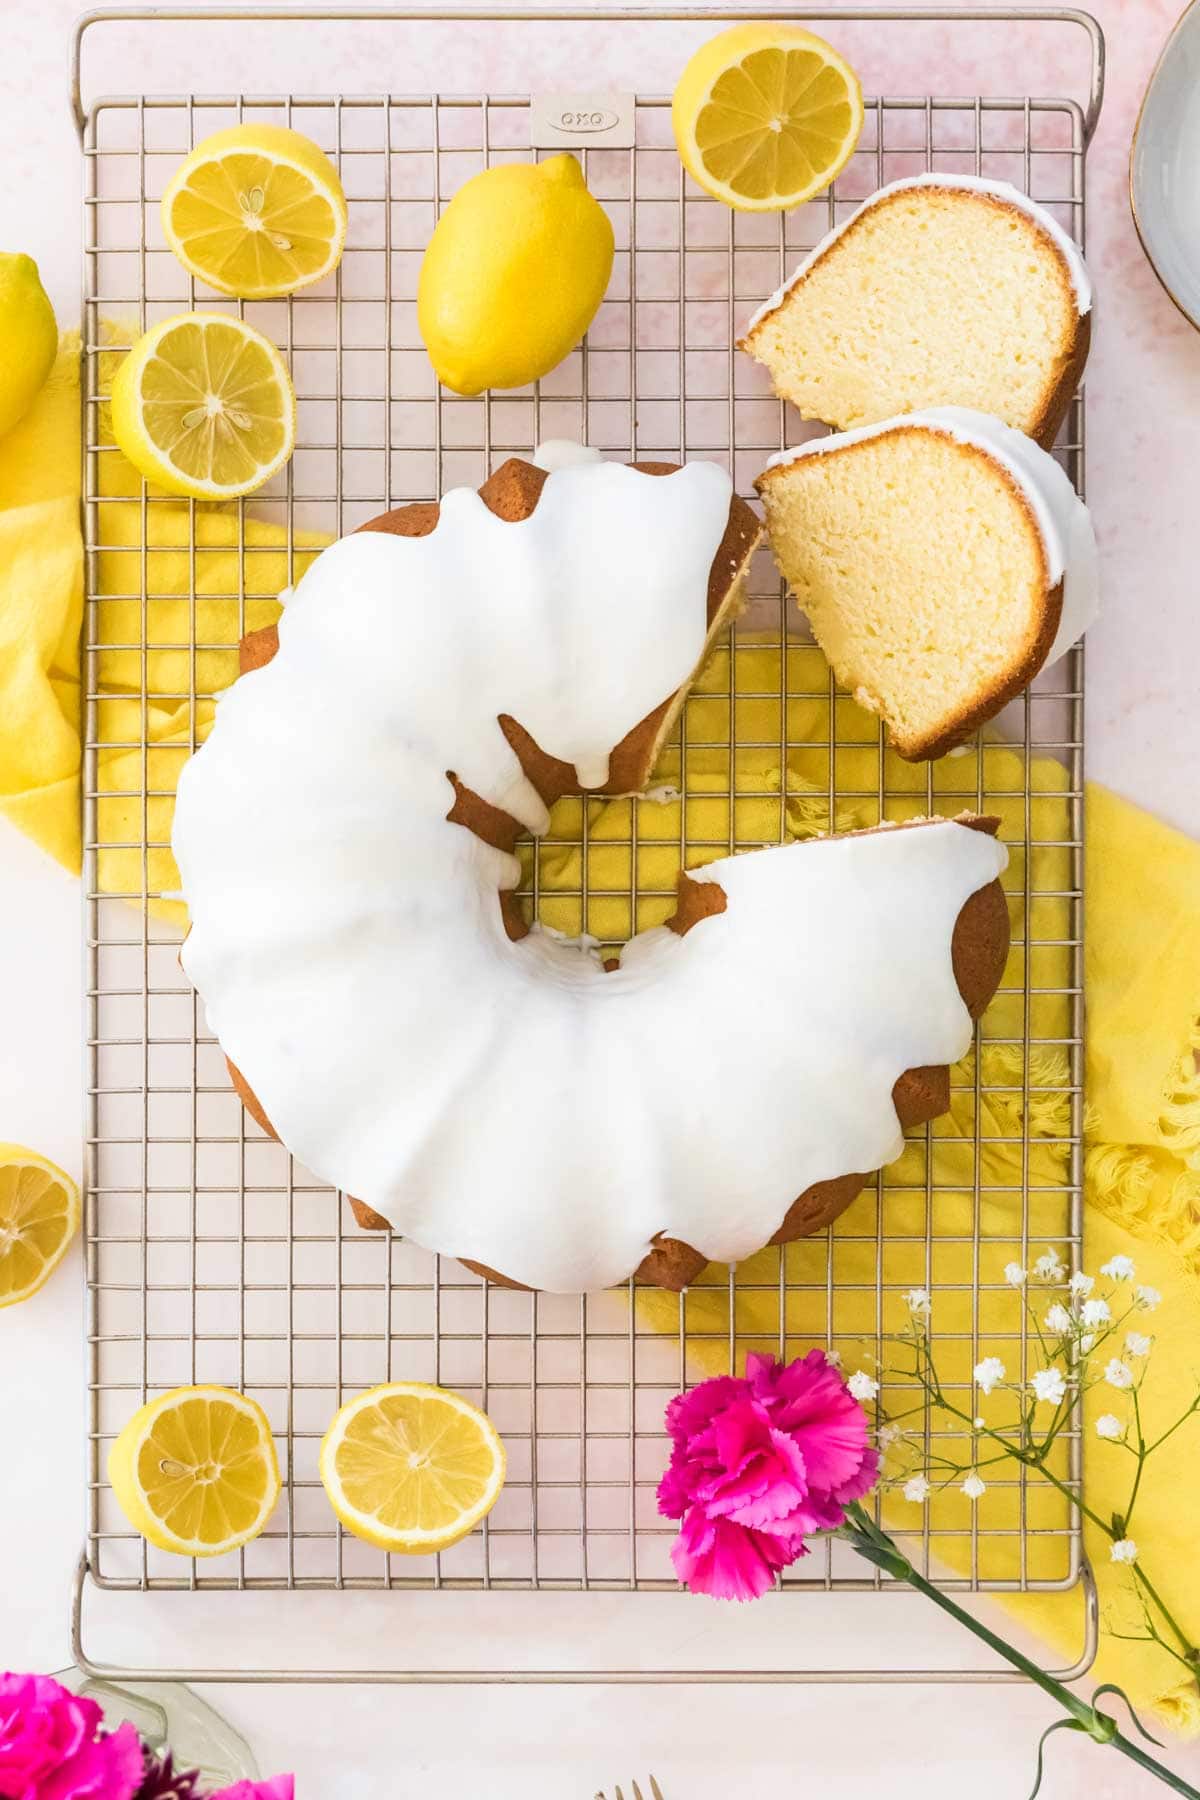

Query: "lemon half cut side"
<box><xmin>320</xmin><ymin>1382</ymin><xmax>506</xmax><ymax>1554</ymax></box>
<box><xmin>672</xmin><ymin>24</ymin><xmax>865</xmax><ymax>212</ymax></box>
<box><xmin>110</xmin><ymin>312</ymin><xmax>296</xmax><ymax>500</ymax></box>
<box><xmin>0</xmin><ymin>1144</ymin><xmax>79</xmax><ymax>1309</ymax></box>
<box><xmin>107</xmin><ymin>1385</ymin><xmax>282</xmax><ymax>1558</ymax></box>
<box><xmin>162</xmin><ymin>123</ymin><xmax>347</xmax><ymax>299</ymax></box>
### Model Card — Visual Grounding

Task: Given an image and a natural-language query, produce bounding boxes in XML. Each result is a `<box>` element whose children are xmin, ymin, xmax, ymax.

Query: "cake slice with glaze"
<box><xmin>756</xmin><ymin>408</ymin><xmax>1099</xmax><ymax>761</ymax></box>
<box><xmin>740</xmin><ymin>174</ymin><xmax>1092</xmax><ymax>448</ymax></box>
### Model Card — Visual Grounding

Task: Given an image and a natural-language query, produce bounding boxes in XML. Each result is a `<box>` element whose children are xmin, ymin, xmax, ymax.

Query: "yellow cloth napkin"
<box><xmin>0</xmin><ymin>332</ymin><xmax>327</xmax><ymax>921</ymax></box>
<box><xmin>2</xmin><ymin>344</ymin><xmax>1197</xmax><ymax>1728</ymax></box>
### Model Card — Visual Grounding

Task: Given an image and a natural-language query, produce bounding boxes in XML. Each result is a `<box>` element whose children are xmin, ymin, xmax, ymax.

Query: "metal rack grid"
<box><xmin>76</xmin><ymin>6</ymin><xmax>1100</xmax><ymax>1679</ymax></box>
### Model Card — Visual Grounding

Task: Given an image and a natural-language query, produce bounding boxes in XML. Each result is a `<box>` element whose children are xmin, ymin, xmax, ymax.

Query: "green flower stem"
<box><xmin>840</xmin><ymin>1504</ymin><xmax>1200</xmax><ymax>1799</ymax></box>
<box><xmin>914</xmin><ymin>1362</ymin><xmax>1200</xmax><ymax>1667</ymax></box>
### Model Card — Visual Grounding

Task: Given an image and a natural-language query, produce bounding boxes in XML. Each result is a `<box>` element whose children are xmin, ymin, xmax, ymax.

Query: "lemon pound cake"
<box><xmin>740</xmin><ymin>175</ymin><xmax>1092</xmax><ymax>447</ymax></box>
<box><xmin>757</xmin><ymin>407</ymin><xmax>1099</xmax><ymax>762</ymax></box>
<box><xmin>174</xmin><ymin>453</ymin><xmax>1010</xmax><ymax>1294</ymax></box>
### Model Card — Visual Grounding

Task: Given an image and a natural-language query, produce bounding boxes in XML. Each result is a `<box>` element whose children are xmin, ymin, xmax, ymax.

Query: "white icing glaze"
<box><xmin>744</xmin><ymin>173</ymin><xmax>1092</xmax><ymax>336</ymax></box>
<box><xmin>174</xmin><ymin>459</ymin><xmax>1007</xmax><ymax>1293</ymax></box>
<box><xmin>532</xmin><ymin>439</ymin><xmax>605</xmax><ymax>472</ymax></box>
<box><xmin>766</xmin><ymin>408</ymin><xmax>1099</xmax><ymax>665</ymax></box>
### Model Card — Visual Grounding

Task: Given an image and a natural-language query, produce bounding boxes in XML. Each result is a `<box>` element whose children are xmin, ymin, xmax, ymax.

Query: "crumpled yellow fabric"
<box><xmin>0</xmin><ymin>331</ymin><xmax>327</xmax><ymax>921</ymax></box>
<box><xmin>543</xmin><ymin>659</ymin><xmax>1199</xmax><ymax>1731</ymax></box>
<box><xmin>2</xmin><ymin>345</ymin><xmax>1197</xmax><ymax>1728</ymax></box>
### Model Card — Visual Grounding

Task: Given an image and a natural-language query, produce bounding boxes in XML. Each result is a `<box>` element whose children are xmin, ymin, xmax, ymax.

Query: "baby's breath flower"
<box><xmin>1134</xmin><ymin>1285</ymin><xmax>1162</xmax><ymax>1313</ymax></box>
<box><xmin>1101</xmin><ymin>1255</ymin><xmax>1136</xmax><ymax>1282</ymax></box>
<box><xmin>961</xmin><ymin>1472</ymin><xmax>987</xmax><ymax>1500</ymax></box>
<box><xmin>973</xmin><ymin>1416</ymin><xmax>985</xmax><ymax>1430</ymax></box>
<box><xmin>824</xmin><ymin>1348</ymin><xmax>843</xmax><ymax>1367</ymax></box>
<box><xmin>903</xmin><ymin>1475</ymin><xmax>931</xmax><ymax>1503</ymax></box>
<box><xmin>973</xmin><ymin>1356</ymin><xmax>1005</xmax><ymax>1395</ymax></box>
<box><xmin>1030</xmin><ymin>1368</ymin><xmax>1067</xmax><ymax>1405</ymax></box>
<box><xmin>1044</xmin><ymin>1303</ymin><xmax>1073</xmax><ymax>1334</ymax></box>
<box><xmin>1105</xmin><ymin>1358</ymin><xmax>1135</xmax><ymax>1391</ymax></box>
<box><xmin>848</xmin><ymin>1370</ymin><xmax>879</xmax><ymax>1403</ymax></box>
<box><xmin>1069</xmin><ymin>1271</ymin><xmax>1095</xmax><ymax>1298</ymax></box>
<box><xmin>1081</xmin><ymin>1297</ymin><xmax>1111</xmax><ymax>1328</ymax></box>
<box><xmin>1110</xmin><ymin>1539</ymin><xmax>1139</xmax><ymax>1564</ymax></box>
<box><xmin>1034</xmin><ymin>1250</ymin><xmax>1066</xmax><ymax>1282</ymax></box>
<box><xmin>878</xmin><ymin>1423</ymin><xmax>901</xmax><ymax>1450</ymax></box>
<box><xmin>904</xmin><ymin>1287</ymin><xmax>932</xmax><ymax>1318</ymax></box>
<box><xmin>1077</xmin><ymin>1333</ymin><xmax>1096</xmax><ymax>1355</ymax></box>
<box><xmin>1004</xmin><ymin>1262</ymin><xmax>1027</xmax><ymax>1287</ymax></box>
<box><xmin>1095</xmin><ymin>1414</ymin><xmax>1124</xmax><ymax>1441</ymax></box>
<box><xmin>1124</xmin><ymin>1331</ymin><xmax>1153</xmax><ymax>1359</ymax></box>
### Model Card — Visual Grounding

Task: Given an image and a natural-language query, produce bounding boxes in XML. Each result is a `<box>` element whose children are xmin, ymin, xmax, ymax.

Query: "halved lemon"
<box><xmin>162</xmin><ymin>123</ymin><xmax>347</xmax><ymax>299</ymax></box>
<box><xmin>107</xmin><ymin>1385</ymin><xmax>281</xmax><ymax>1558</ymax></box>
<box><xmin>320</xmin><ymin>1382</ymin><xmax>506</xmax><ymax>1554</ymax></box>
<box><xmin>0</xmin><ymin>1143</ymin><xmax>80</xmax><ymax>1308</ymax></box>
<box><xmin>110</xmin><ymin>313</ymin><xmax>296</xmax><ymax>499</ymax></box>
<box><xmin>672</xmin><ymin>24</ymin><xmax>864</xmax><ymax>212</ymax></box>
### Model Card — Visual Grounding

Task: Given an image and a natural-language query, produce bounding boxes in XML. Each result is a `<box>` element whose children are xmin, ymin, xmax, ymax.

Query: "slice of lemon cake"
<box><xmin>741</xmin><ymin>175</ymin><xmax>1092</xmax><ymax>448</ymax></box>
<box><xmin>756</xmin><ymin>408</ymin><xmax>1099</xmax><ymax>761</ymax></box>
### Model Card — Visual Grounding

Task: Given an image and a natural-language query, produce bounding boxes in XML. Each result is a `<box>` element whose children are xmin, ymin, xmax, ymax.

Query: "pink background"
<box><xmin>2</xmin><ymin>4</ymin><xmax>1199</xmax><ymax>1796</ymax></box>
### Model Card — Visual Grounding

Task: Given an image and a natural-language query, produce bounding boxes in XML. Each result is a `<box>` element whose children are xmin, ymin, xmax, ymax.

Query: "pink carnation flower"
<box><xmin>0</xmin><ymin>1673</ymin><xmax>143</xmax><ymax>1800</ymax></box>
<box><xmin>657</xmin><ymin>1351</ymin><xmax>878</xmax><ymax>1602</ymax></box>
<box><xmin>211</xmin><ymin>1779</ymin><xmax>294</xmax><ymax>1800</ymax></box>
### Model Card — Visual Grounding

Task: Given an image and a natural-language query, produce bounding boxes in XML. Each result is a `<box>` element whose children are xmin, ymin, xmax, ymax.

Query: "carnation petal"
<box><xmin>671</xmin><ymin>1509</ymin><xmax>778</xmax><ymax>1602</ymax></box>
<box><xmin>37</xmin><ymin>1721</ymin><xmax>144</xmax><ymax>1800</ymax></box>
<box><xmin>664</xmin><ymin>1376</ymin><xmax>746</xmax><ymax>1448</ymax></box>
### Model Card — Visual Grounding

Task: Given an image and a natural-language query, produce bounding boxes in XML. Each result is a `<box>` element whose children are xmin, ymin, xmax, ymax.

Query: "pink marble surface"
<box><xmin>2</xmin><ymin>5</ymin><xmax>1199</xmax><ymax>1797</ymax></box>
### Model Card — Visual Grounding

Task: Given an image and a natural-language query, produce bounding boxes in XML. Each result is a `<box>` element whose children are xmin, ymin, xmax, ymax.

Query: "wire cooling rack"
<box><xmin>74</xmin><ymin>7</ymin><xmax>1102</xmax><ymax>1682</ymax></box>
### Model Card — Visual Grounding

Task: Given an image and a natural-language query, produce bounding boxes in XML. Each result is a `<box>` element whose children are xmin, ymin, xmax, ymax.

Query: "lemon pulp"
<box><xmin>320</xmin><ymin>1382</ymin><xmax>506</xmax><ymax>1553</ymax></box>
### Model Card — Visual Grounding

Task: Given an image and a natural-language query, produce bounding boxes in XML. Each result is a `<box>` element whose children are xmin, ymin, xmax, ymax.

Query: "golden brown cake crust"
<box><xmin>739</xmin><ymin>183</ymin><xmax>1090</xmax><ymax>453</ymax></box>
<box><xmin>229</xmin><ymin>462</ymin><xmax>1009</xmax><ymax>1291</ymax></box>
<box><xmin>756</xmin><ymin>428</ymin><xmax>1065</xmax><ymax>762</ymax></box>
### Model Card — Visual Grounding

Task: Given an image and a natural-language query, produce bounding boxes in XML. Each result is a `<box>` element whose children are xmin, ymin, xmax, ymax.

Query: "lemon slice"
<box><xmin>672</xmin><ymin>24</ymin><xmax>864</xmax><ymax>212</ymax></box>
<box><xmin>162</xmin><ymin>123</ymin><xmax>347</xmax><ymax>299</ymax></box>
<box><xmin>107</xmin><ymin>1385</ymin><xmax>281</xmax><ymax>1557</ymax></box>
<box><xmin>110</xmin><ymin>312</ymin><xmax>296</xmax><ymax>500</ymax></box>
<box><xmin>0</xmin><ymin>1143</ymin><xmax>79</xmax><ymax>1308</ymax></box>
<box><xmin>320</xmin><ymin>1382</ymin><xmax>506</xmax><ymax>1554</ymax></box>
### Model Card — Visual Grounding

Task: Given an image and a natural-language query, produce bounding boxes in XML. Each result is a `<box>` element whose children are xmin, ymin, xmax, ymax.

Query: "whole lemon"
<box><xmin>0</xmin><ymin>253</ymin><xmax>58</xmax><ymax>437</ymax></box>
<box><xmin>418</xmin><ymin>154</ymin><xmax>613</xmax><ymax>395</ymax></box>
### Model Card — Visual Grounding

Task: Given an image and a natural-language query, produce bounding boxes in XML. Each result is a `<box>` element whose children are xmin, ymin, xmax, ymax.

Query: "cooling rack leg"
<box><xmin>67</xmin><ymin>1549</ymin><xmax>1099</xmax><ymax>1687</ymax></box>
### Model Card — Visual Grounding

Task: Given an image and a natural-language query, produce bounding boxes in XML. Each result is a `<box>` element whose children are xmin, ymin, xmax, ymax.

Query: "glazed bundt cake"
<box><xmin>757</xmin><ymin>408</ymin><xmax>1099</xmax><ymax>761</ymax></box>
<box><xmin>740</xmin><ymin>175</ymin><xmax>1092</xmax><ymax>448</ymax></box>
<box><xmin>173</xmin><ymin>454</ymin><xmax>1010</xmax><ymax>1293</ymax></box>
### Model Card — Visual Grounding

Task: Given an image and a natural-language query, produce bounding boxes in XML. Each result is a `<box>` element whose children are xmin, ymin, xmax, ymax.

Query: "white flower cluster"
<box><xmin>1030</xmin><ymin>1367</ymin><xmax>1067</xmax><ymax>1406</ymax></box>
<box><xmin>880</xmin><ymin>1253</ymin><xmax>1169</xmax><ymax>1528</ymax></box>
<box><xmin>973</xmin><ymin>1356</ymin><xmax>1005</xmax><ymax>1396</ymax></box>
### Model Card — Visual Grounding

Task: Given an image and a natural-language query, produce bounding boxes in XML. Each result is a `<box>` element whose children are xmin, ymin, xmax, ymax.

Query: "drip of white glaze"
<box><xmin>532</xmin><ymin>439</ymin><xmax>605</xmax><ymax>472</ymax></box>
<box><xmin>766</xmin><ymin>408</ymin><xmax>1099</xmax><ymax>665</ymax></box>
<box><xmin>745</xmin><ymin>173</ymin><xmax>1093</xmax><ymax>336</ymax></box>
<box><xmin>174</xmin><ymin>459</ymin><xmax>1007</xmax><ymax>1293</ymax></box>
